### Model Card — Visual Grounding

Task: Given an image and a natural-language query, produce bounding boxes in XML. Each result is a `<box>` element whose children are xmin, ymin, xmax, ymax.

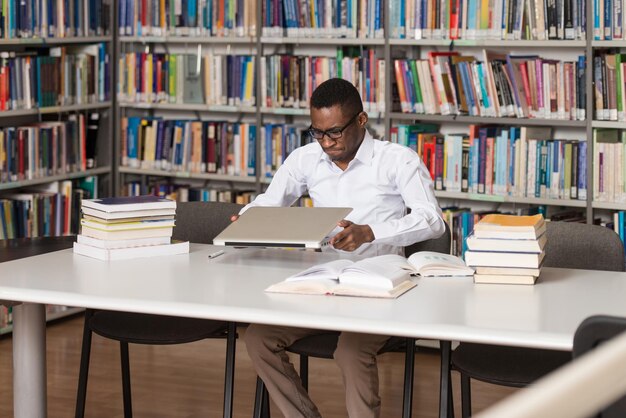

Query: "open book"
<box><xmin>265</xmin><ymin>254</ymin><xmax>416</xmax><ymax>299</ymax></box>
<box><xmin>265</xmin><ymin>252</ymin><xmax>473</xmax><ymax>299</ymax></box>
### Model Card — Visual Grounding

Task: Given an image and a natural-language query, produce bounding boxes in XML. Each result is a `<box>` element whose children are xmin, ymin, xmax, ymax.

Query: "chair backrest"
<box><xmin>573</xmin><ymin>315</ymin><xmax>626</xmax><ymax>418</ymax></box>
<box><xmin>543</xmin><ymin>222</ymin><xmax>625</xmax><ymax>272</ymax></box>
<box><xmin>404</xmin><ymin>221</ymin><xmax>451</xmax><ymax>257</ymax></box>
<box><xmin>172</xmin><ymin>201</ymin><xmax>245</xmax><ymax>244</ymax></box>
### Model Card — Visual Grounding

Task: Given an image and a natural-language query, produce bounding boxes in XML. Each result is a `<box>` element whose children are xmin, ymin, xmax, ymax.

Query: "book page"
<box><xmin>285</xmin><ymin>259</ymin><xmax>354</xmax><ymax>282</ymax></box>
<box><xmin>339</xmin><ymin>256</ymin><xmax>411</xmax><ymax>290</ymax></box>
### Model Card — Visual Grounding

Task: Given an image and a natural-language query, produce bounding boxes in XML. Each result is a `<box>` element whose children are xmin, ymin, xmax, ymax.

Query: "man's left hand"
<box><xmin>330</xmin><ymin>220</ymin><xmax>375</xmax><ymax>252</ymax></box>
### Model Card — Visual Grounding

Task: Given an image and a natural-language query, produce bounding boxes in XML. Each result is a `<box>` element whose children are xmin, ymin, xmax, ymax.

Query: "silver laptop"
<box><xmin>213</xmin><ymin>206</ymin><xmax>353</xmax><ymax>249</ymax></box>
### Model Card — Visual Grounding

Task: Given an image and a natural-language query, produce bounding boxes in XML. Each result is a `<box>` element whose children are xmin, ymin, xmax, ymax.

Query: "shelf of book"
<box><xmin>434</xmin><ymin>191</ymin><xmax>588</xmax><ymax>207</ymax></box>
<box><xmin>261</xmin><ymin>37</ymin><xmax>385</xmax><ymax>46</ymax></box>
<box><xmin>0</xmin><ymin>102</ymin><xmax>113</xmax><ymax>119</ymax></box>
<box><xmin>0</xmin><ymin>307</ymin><xmax>84</xmax><ymax>337</ymax></box>
<box><xmin>118</xmin><ymin>167</ymin><xmax>258</xmax><ymax>184</ymax></box>
<box><xmin>120</xmin><ymin>36</ymin><xmax>257</xmax><ymax>44</ymax></box>
<box><xmin>389</xmin><ymin>113</ymin><xmax>588</xmax><ymax>127</ymax></box>
<box><xmin>0</xmin><ymin>36</ymin><xmax>112</xmax><ymax>46</ymax></box>
<box><xmin>0</xmin><ymin>167</ymin><xmax>112</xmax><ymax>191</ymax></box>
<box><xmin>592</xmin><ymin>202</ymin><xmax>626</xmax><ymax>211</ymax></box>
<box><xmin>592</xmin><ymin>41</ymin><xmax>626</xmax><ymax>48</ymax></box>
<box><xmin>389</xmin><ymin>39</ymin><xmax>587</xmax><ymax>48</ymax></box>
<box><xmin>119</xmin><ymin>102</ymin><xmax>257</xmax><ymax>114</ymax></box>
<box><xmin>592</xmin><ymin>121</ymin><xmax>626</xmax><ymax>129</ymax></box>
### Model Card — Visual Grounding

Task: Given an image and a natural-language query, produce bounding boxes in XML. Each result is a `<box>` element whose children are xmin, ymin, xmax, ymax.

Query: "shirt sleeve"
<box><xmin>368</xmin><ymin>153</ymin><xmax>445</xmax><ymax>246</ymax></box>
<box><xmin>239</xmin><ymin>152</ymin><xmax>308</xmax><ymax>214</ymax></box>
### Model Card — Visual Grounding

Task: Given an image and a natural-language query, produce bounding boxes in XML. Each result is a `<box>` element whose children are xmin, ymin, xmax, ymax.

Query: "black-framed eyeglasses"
<box><xmin>307</xmin><ymin>112</ymin><xmax>361</xmax><ymax>141</ymax></box>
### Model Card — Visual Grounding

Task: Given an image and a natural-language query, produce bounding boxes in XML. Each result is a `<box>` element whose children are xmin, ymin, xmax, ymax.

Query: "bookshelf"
<box><xmin>0</xmin><ymin>0</ymin><xmax>115</xmax><ymax>328</ymax></box>
<box><xmin>112</xmin><ymin>0</ymin><xmax>626</xmax><ymax>250</ymax></box>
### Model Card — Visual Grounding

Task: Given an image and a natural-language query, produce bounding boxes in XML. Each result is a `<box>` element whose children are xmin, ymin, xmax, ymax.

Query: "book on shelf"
<box><xmin>407</xmin><ymin>251</ymin><xmax>474</xmax><ymax>276</ymax></box>
<box><xmin>466</xmin><ymin>233</ymin><xmax>547</xmax><ymax>252</ymax></box>
<box><xmin>265</xmin><ymin>254</ymin><xmax>417</xmax><ymax>299</ymax></box>
<box><xmin>81</xmin><ymin>195</ymin><xmax>177</xmax><ymax>212</ymax></box>
<box><xmin>73</xmin><ymin>240</ymin><xmax>189</xmax><ymax>261</ymax></box>
<box><xmin>473</xmin><ymin>273</ymin><xmax>539</xmax><ymax>285</ymax></box>
<box><xmin>392</xmin><ymin>53</ymin><xmax>586</xmax><ymax>121</ymax></box>
<box><xmin>473</xmin><ymin>214</ymin><xmax>546</xmax><ymax>239</ymax></box>
<box><xmin>389</xmin><ymin>0</ymin><xmax>585</xmax><ymax>40</ymax></box>
<box><xmin>1</xmin><ymin>0</ymin><xmax>111</xmax><ymax>39</ymax></box>
<box><xmin>464</xmin><ymin>250</ymin><xmax>546</xmax><ymax>268</ymax></box>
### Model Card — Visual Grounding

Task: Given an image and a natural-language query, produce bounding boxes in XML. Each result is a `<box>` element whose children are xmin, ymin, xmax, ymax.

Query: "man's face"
<box><xmin>309</xmin><ymin>105</ymin><xmax>365</xmax><ymax>164</ymax></box>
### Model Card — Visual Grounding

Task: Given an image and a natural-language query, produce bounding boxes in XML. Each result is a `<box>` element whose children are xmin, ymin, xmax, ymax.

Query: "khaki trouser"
<box><xmin>244</xmin><ymin>324</ymin><xmax>390</xmax><ymax>418</ymax></box>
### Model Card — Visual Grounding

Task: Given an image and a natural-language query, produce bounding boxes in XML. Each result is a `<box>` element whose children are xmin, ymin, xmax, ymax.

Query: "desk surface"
<box><xmin>2</xmin><ymin>243</ymin><xmax>626</xmax><ymax>351</ymax></box>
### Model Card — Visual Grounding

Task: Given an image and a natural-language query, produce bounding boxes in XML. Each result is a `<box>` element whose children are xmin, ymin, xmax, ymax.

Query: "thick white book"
<box><xmin>466</xmin><ymin>233</ymin><xmax>547</xmax><ymax>253</ymax></box>
<box><xmin>73</xmin><ymin>241</ymin><xmax>189</xmax><ymax>261</ymax></box>
<box><xmin>81</xmin><ymin>195</ymin><xmax>176</xmax><ymax>213</ymax></box>
<box><xmin>474</xmin><ymin>265</ymin><xmax>542</xmax><ymax>276</ymax></box>
<box><xmin>76</xmin><ymin>234</ymin><xmax>172</xmax><ymax>249</ymax></box>
<box><xmin>473</xmin><ymin>273</ymin><xmax>539</xmax><ymax>285</ymax></box>
<box><xmin>465</xmin><ymin>251</ymin><xmax>546</xmax><ymax>269</ymax></box>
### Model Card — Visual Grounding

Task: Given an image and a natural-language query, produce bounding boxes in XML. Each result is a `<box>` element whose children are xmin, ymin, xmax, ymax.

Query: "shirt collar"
<box><xmin>318</xmin><ymin>130</ymin><xmax>375</xmax><ymax>166</ymax></box>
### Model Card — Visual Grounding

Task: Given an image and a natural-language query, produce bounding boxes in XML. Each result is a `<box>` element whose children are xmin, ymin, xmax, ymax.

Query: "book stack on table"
<box><xmin>73</xmin><ymin>196</ymin><xmax>189</xmax><ymax>261</ymax></box>
<box><xmin>464</xmin><ymin>214</ymin><xmax>546</xmax><ymax>285</ymax></box>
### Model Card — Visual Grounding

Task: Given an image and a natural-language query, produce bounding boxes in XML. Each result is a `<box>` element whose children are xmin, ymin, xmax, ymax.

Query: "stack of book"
<box><xmin>73</xmin><ymin>196</ymin><xmax>189</xmax><ymax>261</ymax></box>
<box><xmin>464</xmin><ymin>214</ymin><xmax>547</xmax><ymax>285</ymax></box>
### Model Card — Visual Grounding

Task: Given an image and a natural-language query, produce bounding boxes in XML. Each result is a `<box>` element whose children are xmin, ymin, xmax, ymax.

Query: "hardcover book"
<box><xmin>81</xmin><ymin>195</ymin><xmax>177</xmax><ymax>212</ymax></box>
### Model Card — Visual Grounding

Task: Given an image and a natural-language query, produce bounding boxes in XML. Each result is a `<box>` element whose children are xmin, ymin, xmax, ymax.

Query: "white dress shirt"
<box><xmin>242</xmin><ymin>131</ymin><xmax>445</xmax><ymax>256</ymax></box>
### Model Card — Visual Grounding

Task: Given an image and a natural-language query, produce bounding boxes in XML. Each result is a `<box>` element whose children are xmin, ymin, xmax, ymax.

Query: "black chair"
<box><xmin>450</xmin><ymin>222</ymin><xmax>626</xmax><ymax>418</ymax></box>
<box><xmin>254</xmin><ymin>222</ymin><xmax>452</xmax><ymax>418</ymax></box>
<box><xmin>75</xmin><ymin>201</ymin><xmax>243</xmax><ymax>418</ymax></box>
<box><xmin>573</xmin><ymin>315</ymin><xmax>626</xmax><ymax>418</ymax></box>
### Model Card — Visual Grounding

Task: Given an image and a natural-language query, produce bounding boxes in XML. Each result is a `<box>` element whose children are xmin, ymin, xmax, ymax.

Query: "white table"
<box><xmin>2</xmin><ymin>244</ymin><xmax>626</xmax><ymax>417</ymax></box>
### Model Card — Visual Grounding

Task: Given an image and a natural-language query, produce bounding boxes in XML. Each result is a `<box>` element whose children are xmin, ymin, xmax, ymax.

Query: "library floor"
<box><xmin>0</xmin><ymin>315</ymin><xmax>516</xmax><ymax>418</ymax></box>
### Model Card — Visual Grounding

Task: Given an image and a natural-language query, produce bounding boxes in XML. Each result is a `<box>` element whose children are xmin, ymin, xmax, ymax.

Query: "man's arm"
<box><xmin>238</xmin><ymin>156</ymin><xmax>308</xmax><ymax>215</ymax></box>
<box><xmin>368</xmin><ymin>155</ymin><xmax>445</xmax><ymax>246</ymax></box>
<box><xmin>329</xmin><ymin>220</ymin><xmax>375</xmax><ymax>251</ymax></box>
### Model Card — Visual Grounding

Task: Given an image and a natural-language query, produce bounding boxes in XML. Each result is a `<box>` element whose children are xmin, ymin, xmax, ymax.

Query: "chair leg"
<box><xmin>75</xmin><ymin>310</ymin><xmax>95</xmax><ymax>418</ymax></box>
<box><xmin>223</xmin><ymin>322</ymin><xmax>237</xmax><ymax>418</ymax></box>
<box><xmin>460</xmin><ymin>373</ymin><xmax>472</xmax><ymax>418</ymax></box>
<box><xmin>439</xmin><ymin>341</ymin><xmax>454</xmax><ymax>418</ymax></box>
<box><xmin>402</xmin><ymin>338</ymin><xmax>416</xmax><ymax>418</ymax></box>
<box><xmin>120</xmin><ymin>342</ymin><xmax>132</xmax><ymax>418</ymax></box>
<box><xmin>254</xmin><ymin>376</ymin><xmax>271</xmax><ymax>418</ymax></box>
<box><xmin>299</xmin><ymin>355</ymin><xmax>309</xmax><ymax>392</ymax></box>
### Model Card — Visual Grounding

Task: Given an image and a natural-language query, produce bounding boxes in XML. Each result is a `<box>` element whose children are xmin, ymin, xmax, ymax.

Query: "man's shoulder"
<box><xmin>374</xmin><ymin>139</ymin><xmax>419</xmax><ymax>159</ymax></box>
<box><xmin>285</xmin><ymin>141</ymin><xmax>322</xmax><ymax>161</ymax></box>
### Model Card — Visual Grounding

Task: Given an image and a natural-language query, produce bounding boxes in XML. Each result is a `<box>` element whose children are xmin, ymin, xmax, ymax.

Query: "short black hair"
<box><xmin>310</xmin><ymin>78</ymin><xmax>363</xmax><ymax>117</ymax></box>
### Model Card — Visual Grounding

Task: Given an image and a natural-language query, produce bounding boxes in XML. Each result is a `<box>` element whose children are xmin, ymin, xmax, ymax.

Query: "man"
<box><xmin>243</xmin><ymin>78</ymin><xmax>444</xmax><ymax>418</ymax></box>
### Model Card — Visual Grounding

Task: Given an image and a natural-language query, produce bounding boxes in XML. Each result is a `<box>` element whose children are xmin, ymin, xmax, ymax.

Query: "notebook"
<box><xmin>213</xmin><ymin>206</ymin><xmax>353</xmax><ymax>249</ymax></box>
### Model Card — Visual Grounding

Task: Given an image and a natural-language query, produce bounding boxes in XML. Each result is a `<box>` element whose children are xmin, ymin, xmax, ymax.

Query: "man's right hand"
<box><xmin>230</xmin><ymin>215</ymin><xmax>239</xmax><ymax>222</ymax></box>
